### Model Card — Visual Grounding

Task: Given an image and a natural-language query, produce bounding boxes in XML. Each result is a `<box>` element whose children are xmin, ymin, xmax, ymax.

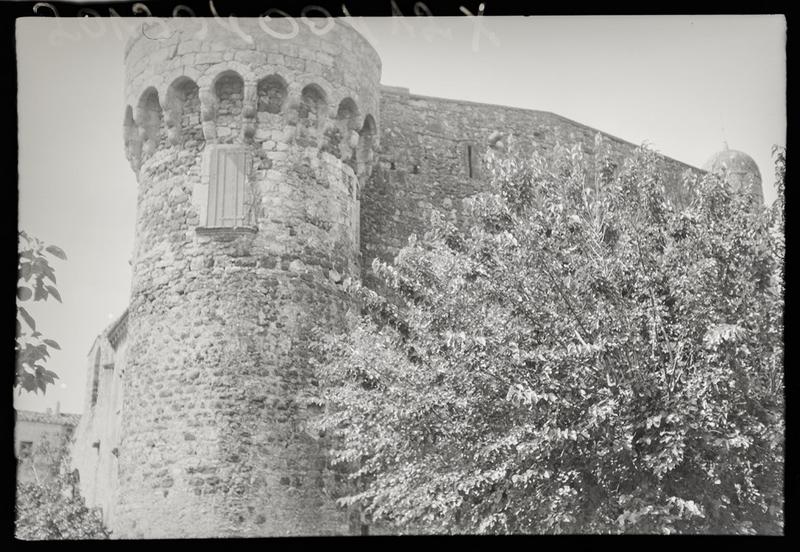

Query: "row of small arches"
<box><xmin>125</xmin><ymin>71</ymin><xmax>375</xmax><ymax>156</ymax></box>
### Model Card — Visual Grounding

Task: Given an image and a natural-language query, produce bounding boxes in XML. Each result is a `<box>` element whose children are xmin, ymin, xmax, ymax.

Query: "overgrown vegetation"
<box><xmin>311</xmin><ymin>139</ymin><xmax>785</xmax><ymax>534</ymax></box>
<box><xmin>16</xmin><ymin>436</ymin><xmax>110</xmax><ymax>539</ymax></box>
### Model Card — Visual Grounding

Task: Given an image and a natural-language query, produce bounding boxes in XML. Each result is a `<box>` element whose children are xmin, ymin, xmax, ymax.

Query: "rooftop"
<box><xmin>16</xmin><ymin>409</ymin><xmax>81</xmax><ymax>427</ymax></box>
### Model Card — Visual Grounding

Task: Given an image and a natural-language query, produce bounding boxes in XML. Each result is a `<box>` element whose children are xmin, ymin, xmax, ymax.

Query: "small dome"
<box><xmin>703</xmin><ymin>146</ymin><xmax>763</xmax><ymax>204</ymax></box>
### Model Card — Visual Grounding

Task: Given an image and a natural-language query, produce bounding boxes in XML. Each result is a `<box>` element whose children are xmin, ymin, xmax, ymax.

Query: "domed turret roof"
<box><xmin>703</xmin><ymin>146</ymin><xmax>760</xmax><ymax>177</ymax></box>
<box><xmin>702</xmin><ymin>145</ymin><xmax>763</xmax><ymax>204</ymax></box>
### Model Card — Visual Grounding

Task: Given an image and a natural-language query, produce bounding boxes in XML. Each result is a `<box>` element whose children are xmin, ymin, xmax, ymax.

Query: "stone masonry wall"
<box><xmin>360</xmin><ymin>86</ymin><xmax>698</xmax><ymax>289</ymax></box>
<box><xmin>115</xmin><ymin>19</ymin><xmax>381</xmax><ymax>538</ymax></box>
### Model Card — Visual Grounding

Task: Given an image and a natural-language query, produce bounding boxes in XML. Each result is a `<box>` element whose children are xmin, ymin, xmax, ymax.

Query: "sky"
<box><xmin>15</xmin><ymin>15</ymin><xmax>786</xmax><ymax>414</ymax></box>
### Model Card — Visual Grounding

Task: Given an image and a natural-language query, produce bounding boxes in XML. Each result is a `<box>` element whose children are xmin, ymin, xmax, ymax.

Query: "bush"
<box><xmin>15</xmin><ymin>437</ymin><xmax>110</xmax><ymax>540</ymax></box>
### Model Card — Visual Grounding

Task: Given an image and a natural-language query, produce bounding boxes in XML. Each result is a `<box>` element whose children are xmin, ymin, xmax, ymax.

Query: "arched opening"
<box><xmin>123</xmin><ymin>105</ymin><xmax>141</xmax><ymax>159</ymax></box>
<box><xmin>136</xmin><ymin>88</ymin><xmax>163</xmax><ymax>156</ymax></box>
<box><xmin>165</xmin><ymin>77</ymin><xmax>201</xmax><ymax>146</ymax></box>
<box><xmin>214</xmin><ymin>71</ymin><xmax>244</xmax><ymax>141</ymax></box>
<box><xmin>257</xmin><ymin>74</ymin><xmax>288</xmax><ymax>115</ymax></box>
<box><xmin>331</xmin><ymin>97</ymin><xmax>360</xmax><ymax>163</ymax></box>
<box><xmin>123</xmin><ymin>105</ymin><xmax>135</xmax><ymax>134</ymax></box>
<box><xmin>336</xmin><ymin>98</ymin><xmax>359</xmax><ymax>129</ymax></box>
<box><xmin>356</xmin><ymin>114</ymin><xmax>377</xmax><ymax>184</ymax></box>
<box><xmin>354</xmin><ymin>114</ymin><xmax>377</xmax><ymax>255</ymax></box>
<box><xmin>299</xmin><ymin>83</ymin><xmax>328</xmax><ymax>129</ymax></box>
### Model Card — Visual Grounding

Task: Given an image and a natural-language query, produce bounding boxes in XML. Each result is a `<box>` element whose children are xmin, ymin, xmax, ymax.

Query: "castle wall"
<box><xmin>113</xmin><ymin>19</ymin><xmax>381</xmax><ymax>538</ymax></box>
<box><xmin>360</xmin><ymin>87</ymin><xmax>697</xmax><ymax>287</ymax></box>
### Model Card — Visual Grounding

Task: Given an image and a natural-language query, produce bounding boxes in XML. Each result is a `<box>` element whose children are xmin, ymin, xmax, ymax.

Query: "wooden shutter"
<box><xmin>207</xmin><ymin>147</ymin><xmax>248</xmax><ymax>227</ymax></box>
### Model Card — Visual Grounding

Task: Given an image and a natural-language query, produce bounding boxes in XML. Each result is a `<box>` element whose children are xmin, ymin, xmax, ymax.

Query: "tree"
<box><xmin>15</xmin><ymin>435</ymin><xmax>110</xmax><ymax>539</ymax></box>
<box><xmin>310</xmin><ymin>139</ymin><xmax>784</xmax><ymax>534</ymax></box>
<box><xmin>16</xmin><ymin>231</ymin><xmax>67</xmax><ymax>394</ymax></box>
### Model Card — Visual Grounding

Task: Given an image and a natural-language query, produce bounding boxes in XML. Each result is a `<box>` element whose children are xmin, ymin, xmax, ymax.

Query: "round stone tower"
<box><xmin>703</xmin><ymin>145</ymin><xmax>764</xmax><ymax>205</ymax></box>
<box><xmin>118</xmin><ymin>19</ymin><xmax>380</xmax><ymax>537</ymax></box>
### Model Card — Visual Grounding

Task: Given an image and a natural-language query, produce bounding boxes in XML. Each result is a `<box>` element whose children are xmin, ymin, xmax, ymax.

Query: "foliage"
<box><xmin>16</xmin><ymin>231</ymin><xmax>67</xmax><ymax>394</ymax></box>
<box><xmin>16</xmin><ymin>435</ymin><xmax>110</xmax><ymax>539</ymax></box>
<box><xmin>311</xmin><ymin>138</ymin><xmax>785</xmax><ymax>534</ymax></box>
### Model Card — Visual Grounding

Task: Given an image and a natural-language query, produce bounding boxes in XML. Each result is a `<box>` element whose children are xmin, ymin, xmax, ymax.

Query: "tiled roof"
<box><xmin>15</xmin><ymin>409</ymin><xmax>80</xmax><ymax>427</ymax></box>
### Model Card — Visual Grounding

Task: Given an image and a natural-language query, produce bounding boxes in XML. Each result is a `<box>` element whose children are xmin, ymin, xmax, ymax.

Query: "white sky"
<box><xmin>16</xmin><ymin>16</ymin><xmax>786</xmax><ymax>414</ymax></box>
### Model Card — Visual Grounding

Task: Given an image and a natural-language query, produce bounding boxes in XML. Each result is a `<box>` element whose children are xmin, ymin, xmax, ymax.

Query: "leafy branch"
<box><xmin>16</xmin><ymin>231</ymin><xmax>67</xmax><ymax>394</ymax></box>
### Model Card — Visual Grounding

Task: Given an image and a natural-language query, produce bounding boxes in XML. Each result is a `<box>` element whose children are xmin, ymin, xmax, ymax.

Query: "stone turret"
<box><xmin>117</xmin><ymin>19</ymin><xmax>380</xmax><ymax>537</ymax></box>
<box><xmin>703</xmin><ymin>145</ymin><xmax>764</xmax><ymax>205</ymax></box>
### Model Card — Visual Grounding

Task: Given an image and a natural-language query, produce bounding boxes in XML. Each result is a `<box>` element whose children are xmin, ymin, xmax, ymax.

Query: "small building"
<box><xmin>15</xmin><ymin>406</ymin><xmax>80</xmax><ymax>484</ymax></box>
<box><xmin>70</xmin><ymin>309</ymin><xmax>127</xmax><ymax>528</ymax></box>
